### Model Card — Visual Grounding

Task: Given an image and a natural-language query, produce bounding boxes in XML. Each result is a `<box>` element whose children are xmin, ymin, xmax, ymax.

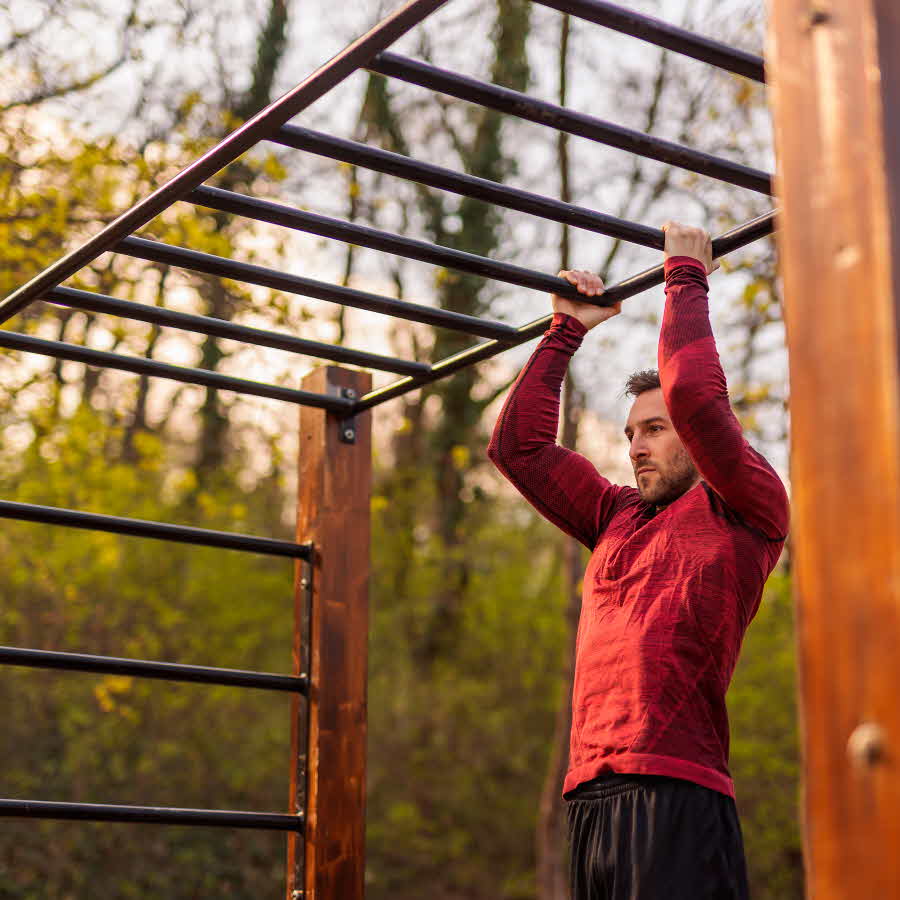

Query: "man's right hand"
<box><xmin>551</xmin><ymin>270</ymin><xmax>621</xmax><ymax>332</ymax></box>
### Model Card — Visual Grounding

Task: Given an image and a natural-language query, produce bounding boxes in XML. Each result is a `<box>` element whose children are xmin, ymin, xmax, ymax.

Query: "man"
<box><xmin>487</xmin><ymin>222</ymin><xmax>789</xmax><ymax>899</ymax></box>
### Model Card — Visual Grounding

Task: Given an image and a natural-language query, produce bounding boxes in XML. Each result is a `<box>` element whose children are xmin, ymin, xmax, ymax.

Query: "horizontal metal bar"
<box><xmin>0</xmin><ymin>799</ymin><xmax>303</xmax><ymax>831</ymax></box>
<box><xmin>186</xmin><ymin>185</ymin><xmax>599</xmax><ymax>299</ymax></box>
<box><xmin>533</xmin><ymin>0</ymin><xmax>765</xmax><ymax>83</ymax></box>
<box><xmin>0</xmin><ymin>330</ymin><xmax>355</xmax><ymax>410</ymax></box>
<box><xmin>44</xmin><ymin>286</ymin><xmax>430</xmax><ymax>378</ymax></box>
<box><xmin>588</xmin><ymin>208</ymin><xmax>778</xmax><ymax>304</ymax></box>
<box><xmin>0</xmin><ymin>499</ymin><xmax>312</xmax><ymax>558</ymax></box>
<box><xmin>0</xmin><ymin>646</ymin><xmax>308</xmax><ymax>694</ymax></box>
<box><xmin>368</xmin><ymin>53</ymin><xmax>773</xmax><ymax>196</ymax></box>
<box><xmin>0</xmin><ymin>0</ymin><xmax>450</xmax><ymax>326</ymax></box>
<box><xmin>709</xmin><ymin>210</ymin><xmax>776</xmax><ymax>256</ymax></box>
<box><xmin>272</xmin><ymin>125</ymin><xmax>664</xmax><ymax>249</ymax></box>
<box><xmin>116</xmin><ymin>236</ymin><xmax>519</xmax><ymax>342</ymax></box>
<box><xmin>353</xmin><ymin>210</ymin><xmax>776</xmax><ymax>412</ymax></box>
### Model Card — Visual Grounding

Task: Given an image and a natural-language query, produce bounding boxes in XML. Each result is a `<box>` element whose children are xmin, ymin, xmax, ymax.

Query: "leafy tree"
<box><xmin>728</xmin><ymin>571</ymin><xmax>804</xmax><ymax>899</ymax></box>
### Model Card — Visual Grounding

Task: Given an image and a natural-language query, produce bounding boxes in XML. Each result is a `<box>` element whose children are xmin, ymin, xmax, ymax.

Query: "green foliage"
<box><xmin>728</xmin><ymin>571</ymin><xmax>805</xmax><ymax>898</ymax></box>
<box><xmin>0</xmin><ymin>405</ymin><xmax>573</xmax><ymax>899</ymax></box>
<box><xmin>0</xmin><ymin>407</ymin><xmax>295</xmax><ymax>898</ymax></box>
<box><xmin>366</xmin><ymin>463</ymin><xmax>568</xmax><ymax>899</ymax></box>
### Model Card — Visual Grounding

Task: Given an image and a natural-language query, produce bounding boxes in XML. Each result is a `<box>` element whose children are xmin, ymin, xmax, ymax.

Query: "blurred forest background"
<box><xmin>0</xmin><ymin>0</ymin><xmax>800</xmax><ymax>897</ymax></box>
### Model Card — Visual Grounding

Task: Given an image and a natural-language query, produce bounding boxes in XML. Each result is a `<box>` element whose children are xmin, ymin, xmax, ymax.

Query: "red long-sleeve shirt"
<box><xmin>487</xmin><ymin>256</ymin><xmax>789</xmax><ymax>799</ymax></box>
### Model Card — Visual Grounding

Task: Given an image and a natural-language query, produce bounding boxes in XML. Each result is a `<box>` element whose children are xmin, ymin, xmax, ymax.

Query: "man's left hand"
<box><xmin>661</xmin><ymin>221</ymin><xmax>720</xmax><ymax>275</ymax></box>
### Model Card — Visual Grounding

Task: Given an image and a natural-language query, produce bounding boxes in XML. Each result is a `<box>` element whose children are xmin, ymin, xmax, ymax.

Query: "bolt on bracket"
<box><xmin>338</xmin><ymin>385</ymin><xmax>358</xmax><ymax>444</ymax></box>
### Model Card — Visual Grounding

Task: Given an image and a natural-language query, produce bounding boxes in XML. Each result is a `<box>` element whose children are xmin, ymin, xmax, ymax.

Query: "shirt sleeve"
<box><xmin>487</xmin><ymin>311</ymin><xmax>635</xmax><ymax>550</ymax></box>
<box><xmin>658</xmin><ymin>256</ymin><xmax>790</xmax><ymax>541</ymax></box>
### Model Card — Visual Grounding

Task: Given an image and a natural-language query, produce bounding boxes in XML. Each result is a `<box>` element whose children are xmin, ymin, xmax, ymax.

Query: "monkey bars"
<box><xmin>0</xmin><ymin>0</ymin><xmax>775</xmax><ymax>421</ymax></box>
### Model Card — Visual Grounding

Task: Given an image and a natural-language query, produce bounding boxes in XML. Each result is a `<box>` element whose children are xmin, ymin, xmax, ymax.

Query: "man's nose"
<box><xmin>629</xmin><ymin>440</ymin><xmax>650</xmax><ymax>462</ymax></box>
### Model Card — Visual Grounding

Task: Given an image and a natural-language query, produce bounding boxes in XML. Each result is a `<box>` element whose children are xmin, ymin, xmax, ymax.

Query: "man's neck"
<box><xmin>653</xmin><ymin>477</ymin><xmax>703</xmax><ymax>513</ymax></box>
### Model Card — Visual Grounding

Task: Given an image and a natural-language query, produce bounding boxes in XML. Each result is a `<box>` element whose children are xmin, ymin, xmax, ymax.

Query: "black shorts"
<box><xmin>565</xmin><ymin>773</ymin><xmax>750</xmax><ymax>900</ymax></box>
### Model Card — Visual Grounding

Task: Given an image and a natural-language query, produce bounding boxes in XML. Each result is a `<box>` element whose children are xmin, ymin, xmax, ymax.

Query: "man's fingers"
<box><xmin>582</xmin><ymin>273</ymin><xmax>604</xmax><ymax>296</ymax></box>
<box><xmin>558</xmin><ymin>269</ymin><xmax>605</xmax><ymax>296</ymax></box>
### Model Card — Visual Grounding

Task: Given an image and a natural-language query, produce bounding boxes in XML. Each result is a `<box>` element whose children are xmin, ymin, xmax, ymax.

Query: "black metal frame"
<box><xmin>0</xmin><ymin>0</ymin><xmax>776</xmax><ymax>853</ymax></box>
<box><xmin>367</xmin><ymin>52</ymin><xmax>773</xmax><ymax>194</ymax></box>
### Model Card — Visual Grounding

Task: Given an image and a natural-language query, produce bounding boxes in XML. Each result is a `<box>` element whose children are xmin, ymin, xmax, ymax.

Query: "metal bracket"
<box><xmin>338</xmin><ymin>385</ymin><xmax>358</xmax><ymax>444</ymax></box>
<box><xmin>298</xmin><ymin>555</ymin><xmax>314</xmax><ymax>600</ymax></box>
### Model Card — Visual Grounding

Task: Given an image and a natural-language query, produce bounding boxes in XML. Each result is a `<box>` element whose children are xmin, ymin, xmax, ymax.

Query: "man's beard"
<box><xmin>636</xmin><ymin>447</ymin><xmax>699</xmax><ymax>507</ymax></box>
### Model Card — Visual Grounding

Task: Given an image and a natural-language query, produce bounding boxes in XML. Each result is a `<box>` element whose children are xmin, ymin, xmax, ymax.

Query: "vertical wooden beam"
<box><xmin>287</xmin><ymin>365</ymin><xmax>372</xmax><ymax>900</ymax></box>
<box><xmin>766</xmin><ymin>1</ymin><xmax>900</xmax><ymax>896</ymax></box>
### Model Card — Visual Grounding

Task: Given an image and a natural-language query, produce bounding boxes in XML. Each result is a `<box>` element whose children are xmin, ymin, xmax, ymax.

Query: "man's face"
<box><xmin>624</xmin><ymin>388</ymin><xmax>700</xmax><ymax>507</ymax></box>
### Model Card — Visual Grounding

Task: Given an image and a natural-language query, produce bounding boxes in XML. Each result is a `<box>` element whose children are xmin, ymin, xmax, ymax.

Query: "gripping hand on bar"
<box><xmin>661</xmin><ymin>221</ymin><xmax>720</xmax><ymax>275</ymax></box>
<box><xmin>551</xmin><ymin>221</ymin><xmax>719</xmax><ymax>331</ymax></box>
<box><xmin>552</xmin><ymin>270</ymin><xmax>619</xmax><ymax>332</ymax></box>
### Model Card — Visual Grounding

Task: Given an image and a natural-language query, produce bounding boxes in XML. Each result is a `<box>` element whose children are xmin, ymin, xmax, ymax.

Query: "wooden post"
<box><xmin>766</xmin><ymin>1</ymin><xmax>900</xmax><ymax>895</ymax></box>
<box><xmin>287</xmin><ymin>365</ymin><xmax>372</xmax><ymax>900</ymax></box>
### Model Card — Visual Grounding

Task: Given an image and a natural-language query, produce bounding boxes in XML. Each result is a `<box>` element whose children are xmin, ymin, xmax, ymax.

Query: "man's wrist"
<box><xmin>664</xmin><ymin>255</ymin><xmax>708</xmax><ymax>278</ymax></box>
<box><xmin>552</xmin><ymin>310</ymin><xmax>589</xmax><ymax>335</ymax></box>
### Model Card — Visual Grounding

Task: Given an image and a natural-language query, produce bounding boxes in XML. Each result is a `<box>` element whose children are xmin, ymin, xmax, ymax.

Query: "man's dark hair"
<box><xmin>624</xmin><ymin>369</ymin><xmax>661</xmax><ymax>398</ymax></box>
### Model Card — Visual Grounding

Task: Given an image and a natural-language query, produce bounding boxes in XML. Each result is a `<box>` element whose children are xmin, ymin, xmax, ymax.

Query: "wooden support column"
<box><xmin>766</xmin><ymin>1</ymin><xmax>900</xmax><ymax>896</ymax></box>
<box><xmin>287</xmin><ymin>365</ymin><xmax>372</xmax><ymax>900</ymax></box>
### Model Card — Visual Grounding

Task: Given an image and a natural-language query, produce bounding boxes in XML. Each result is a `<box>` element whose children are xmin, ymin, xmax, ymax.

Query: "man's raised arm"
<box><xmin>657</xmin><ymin>223</ymin><xmax>790</xmax><ymax>540</ymax></box>
<box><xmin>487</xmin><ymin>271</ymin><xmax>635</xmax><ymax>550</ymax></box>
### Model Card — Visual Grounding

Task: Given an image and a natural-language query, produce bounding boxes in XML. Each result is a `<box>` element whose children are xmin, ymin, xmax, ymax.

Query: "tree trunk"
<box><xmin>355</xmin><ymin>0</ymin><xmax>532</xmax><ymax>668</ymax></box>
<box><xmin>536</xmin><ymin>377</ymin><xmax>585</xmax><ymax>900</ymax></box>
<box><xmin>193</xmin><ymin>0</ymin><xmax>289</xmax><ymax>484</ymax></box>
<box><xmin>536</xmin><ymin>16</ymin><xmax>579</xmax><ymax>897</ymax></box>
<box><xmin>419</xmin><ymin>0</ymin><xmax>532</xmax><ymax>665</ymax></box>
